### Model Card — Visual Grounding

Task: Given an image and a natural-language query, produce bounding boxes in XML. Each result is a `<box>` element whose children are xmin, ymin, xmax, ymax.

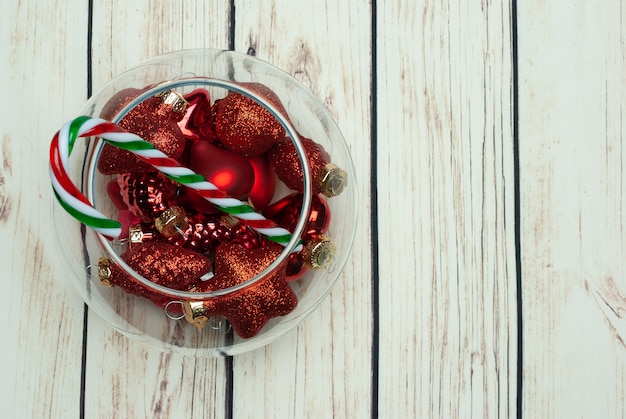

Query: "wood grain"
<box><xmin>519</xmin><ymin>1</ymin><xmax>626</xmax><ymax>417</ymax></box>
<box><xmin>376</xmin><ymin>1</ymin><xmax>517</xmax><ymax>417</ymax></box>
<box><xmin>7</xmin><ymin>0</ymin><xmax>626</xmax><ymax>415</ymax></box>
<box><xmin>0</xmin><ymin>0</ymin><xmax>89</xmax><ymax>417</ymax></box>
<box><xmin>232</xmin><ymin>0</ymin><xmax>374</xmax><ymax>417</ymax></box>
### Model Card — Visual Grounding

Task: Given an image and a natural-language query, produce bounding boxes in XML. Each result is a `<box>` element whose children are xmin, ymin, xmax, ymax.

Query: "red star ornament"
<box><xmin>197</xmin><ymin>241</ymin><xmax>298</xmax><ymax>338</ymax></box>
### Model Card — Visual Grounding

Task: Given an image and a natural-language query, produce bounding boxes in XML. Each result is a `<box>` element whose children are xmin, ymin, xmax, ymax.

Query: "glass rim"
<box><xmin>86</xmin><ymin>77</ymin><xmax>313</xmax><ymax>299</ymax></box>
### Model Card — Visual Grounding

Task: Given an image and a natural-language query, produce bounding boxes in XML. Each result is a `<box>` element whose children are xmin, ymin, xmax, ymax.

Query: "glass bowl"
<box><xmin>50</xmin><ymin>49</ymin><xmax>357</xmax><ymax>356</ymax></box>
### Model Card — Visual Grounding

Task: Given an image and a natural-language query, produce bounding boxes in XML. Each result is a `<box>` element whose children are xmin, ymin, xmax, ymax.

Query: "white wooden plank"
<box><xmin>376</xmin><ymin>1</ymin><xmax>517</xmax><ymax>417</ymax></box>
<box><xmin>83</xmin><ymin>1</ymin><xmax>232</xmax><ymax>417</ymax></box>
<box><xmin>232</xmin><ymin>0</ymin><xmax>374</xmax><ymax>417</ymax></box>
<box><xmin>519</xmin><ymin>1</ymin><xmax>626</xmax><ymax>417</ymax></box>
<box><xmin>0</xmin><ymin>0</ymin><xmax>89</xmax><ymax>417</ymax></box>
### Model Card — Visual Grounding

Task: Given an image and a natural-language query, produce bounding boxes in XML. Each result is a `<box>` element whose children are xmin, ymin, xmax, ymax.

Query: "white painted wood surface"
<box><xmin>1</xmin><ymin>0</ymin><xmax>625</xmax><ymax>417</ymax></box>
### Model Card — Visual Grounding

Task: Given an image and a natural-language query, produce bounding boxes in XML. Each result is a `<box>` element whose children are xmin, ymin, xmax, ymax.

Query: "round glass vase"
<box><xmin>51</xmin><ymin>49</ymin><xmax>358</xmax><ymax>357</ymax></box>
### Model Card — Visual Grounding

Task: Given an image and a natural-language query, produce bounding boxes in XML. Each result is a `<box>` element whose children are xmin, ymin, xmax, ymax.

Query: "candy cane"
<box><xmin>49</xmin><ymin>116</ymin><xmax>303</xmax><ymax>250</ymax></box>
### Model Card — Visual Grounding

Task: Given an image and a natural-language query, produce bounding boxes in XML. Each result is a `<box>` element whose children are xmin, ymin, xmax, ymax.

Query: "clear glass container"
<box><xmin>51</xmin><ymin>49</ymin><xmax>357</xmax><ymax>356</ymax></box>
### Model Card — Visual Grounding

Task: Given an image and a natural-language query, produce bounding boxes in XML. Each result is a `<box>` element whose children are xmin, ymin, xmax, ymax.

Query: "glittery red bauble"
<box><xmin>214</xmin><ymin>91</ymin><xmax>286</xmax><ymax>157</ymax></box>
<box><xmin>188</xmin><ymin>140</ymin><xmax>255</xmax><ymax>199</ymax></box>
<box><xmin>117</xmin><ymin>172</ymin><xmax>179</xmax><ymax>223</ymax></box>
<box><xmin>99</xmin><ymin>87</ymin><xmax>147</xmax><ymax>121</ymax></box>
<box><xmin>108</xmin><ymin>262</ymin><xmax>172</xmax><ymax>308</ymax></box>
<box><xmin>266</xmin><ymin>136</ymin><xmax>330</xmax><ymax>194</ymax></box>
<box><xmin>238</xmin><ymin>82</ymin><xmax>290</xmax><ymax>121</ymax></box>
<box><xmin>247</xmin><ymin>156</ymin><xmax>275</xmax><ymax>211</ymax></box>
<box><xmin>178</xmin><ymin>88</ymin><xmax>217</xmax><ymax>142</ymax></box>
<box><xmin>196</xmin><ymin>241</ymin><xmax>297</xmax><ymax>338</ymax></box>
<box><xmin>263</xmin><ymin>192</ymin><xmax>330</xmax><ymax>279</ymax></box>
<box><xmin>121</xmin><ymin>242</ymin><xmax>211</xmax><ymax>291</ymax></box>
<box><xmin>98</xmin><ymin>96</ymin><xmax>186</xmax><ymax>174</ymax></box>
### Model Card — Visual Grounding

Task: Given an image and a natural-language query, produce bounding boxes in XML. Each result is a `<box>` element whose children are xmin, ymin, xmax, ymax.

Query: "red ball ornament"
<box><xmin>188</xmin><ymin>140</ymin><xmax>255</xmax><ymax>200</ymax></box>
<box><xmin>117</xmin><ymin>172</ymin><xmax>179</xmax><ymax>223</ymax></box>
<box><xmin>264</xmin><ymin>192</ymin><xmax>330</xmax><ymax>239</ymax></box>
<box><xmin>214</xmin><ymin>91</ymin><xmax>286</xmax><ymax>157</ymax></box>
<box><xmin>267</xmin><ymin>136</ymin><xmax>348</xmax><ymax>197</ymax></box>
<box><xmin>178</xmin><ymin>88</ymin><xmax>217</xmax><ymax>142</ymax></box>
<box><xmin>98</xmin><ymin>94</ymin><xmax>187</xmax><ymax>175</ymax></box>
<box><xmin>247</xmin><ymin>156</ymin><xmax>275</xmax><ymax>211</ymax></box>
<box><xmin>193</xmin><ymin>241</ymin><xmax>297</xmax><ymax>338</ymax></box>
<box><xmin>263</xmin><ymin>192</ymin><xmax>331</xmax><ymax>279</ymax></box>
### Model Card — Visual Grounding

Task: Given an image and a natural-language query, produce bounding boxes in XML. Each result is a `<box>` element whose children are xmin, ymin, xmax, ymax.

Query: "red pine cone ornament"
<box><xmin>117</xmin><ymin>172</ymin><xmax>179</xmax><ymax>223</ymax></box>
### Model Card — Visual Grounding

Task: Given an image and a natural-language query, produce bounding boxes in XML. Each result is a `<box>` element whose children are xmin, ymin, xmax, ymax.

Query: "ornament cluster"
<box><xmin>97</xmin><ymin>84</ymin><xmax>347</xmax><ymax>338</ymax></box>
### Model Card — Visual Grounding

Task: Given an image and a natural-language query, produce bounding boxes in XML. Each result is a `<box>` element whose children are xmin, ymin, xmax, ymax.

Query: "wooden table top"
<box><xmin>2</xmin><ymin>0</ymin><xmax>624</xmax><ymax>417</ymax></box>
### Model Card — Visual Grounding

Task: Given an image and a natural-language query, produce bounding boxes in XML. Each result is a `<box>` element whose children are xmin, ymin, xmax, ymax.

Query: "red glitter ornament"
<box><xmin>188</xmin><ymin>140</ymin><xmax>255</xmax><ymax>199</ymax></box>
<box><xmin>100</xmin><ymin>242</ymin><xmax>212</xmax><ymax>307</ymax></box>
<box><xmin>237</xmin><ymin>82</ymin><xmax>290</xmax><ymax>121</ymax></box>
<box><xmin>247</xmin><ymin>156</ymin><xmax>275</xmax><ymax>211</ymax></box>
<box><xmin>178</xmin><ymin>88</ymin><xmax>217</xmax><ymax>142</ymax></box>
<box><xmin>267</xmin><ymin>136</ymin><xmax>348</xmax><ymax>197</ymax></box>
<box><xmin>194</xmin><ymin>241</ymin><xmax>297</xmax><ymax>338</ymax></box>
<box><xmin>98</xmin><ymin>93</ymin><xmax>187</xmax><ymax>174</ymax></box>
<box><xmin>214</xmin><ymin>91</ymin><xmax>286</xmax><ymax>157</ymax></box>
<box><xmin>117</xmin><ymin>172</ymin><xmax>179</xmax><ymax>223</ymax></box>
<box><xmin>121</xmin><ymin>242</ymin><xmax>211</xmax><ymax>291</ymax></box>
<box><xmin>99</xmin><ymin>87</ymin><xmax>147</xmax><ymax>121</ymax></box>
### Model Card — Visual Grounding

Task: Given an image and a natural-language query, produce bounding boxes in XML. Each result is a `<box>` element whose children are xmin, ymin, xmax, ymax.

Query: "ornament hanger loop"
<box><xmin>164</xmin><ymin>301</ymin><xmax>186</xmax><ymax>320</ymax></box>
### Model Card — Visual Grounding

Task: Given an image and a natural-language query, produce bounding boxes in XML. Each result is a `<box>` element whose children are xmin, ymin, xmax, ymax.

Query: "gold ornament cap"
<box><xmin>182</xmin><ymin>301</ymin><xmax>209</xmax><ymax>330</ymax></box>
<box><xmin>156</xmin><ymin>89</ymin><xmax>189</xmax><ymax>114</ymax></box>
<box><xmin>97</xmin><ymin>258</ymin><xmax>113</xmax><ymax>287</ymax></box>
<box><xmin>317</xmin><ymin>163</ymin><xmax>348</xmax><ymax>197</ymax></box>
<box><xmin>128</xmin><ymin>224</ymin><xmax>155</xmax><ymax>249</ymax></box>
<box><xmin>302</xmin><ymin>234</ymin><xmax>337</xmax><ymax>270</ymax></box>
<box><xmin>155</xmin><ymin>206</ymin><xmax>189</xmax><ymax>238</ymax></box>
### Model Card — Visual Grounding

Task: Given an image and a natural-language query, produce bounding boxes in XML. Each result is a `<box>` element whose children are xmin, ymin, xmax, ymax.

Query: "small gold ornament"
<box><xmin>302</xmin><ymin>234</ymin><xmax>336</xmax><ymax>270</ymax></box>
<box><xmin>182</xmin><ymin>301</ymin><xmax>209</xmax><ymax>330</ymax></box>
<box><xmin>156</xmin><ymin>89</ymin><xmax>189</xmax><ymax>114</ymax></box>
<box><xmin>97</xmin><ymin>258</ymin><xmax>113</xmax><ymax>287</ymax></box>
<box><xmin>155</xmin><ymin>206</ymin><xmax>189</xmax><ymax>238</ymax></box>
<box><xmin>318</xmin><ymin>163</ymin><xmax>348</xmax><ymax>197</ymax></box>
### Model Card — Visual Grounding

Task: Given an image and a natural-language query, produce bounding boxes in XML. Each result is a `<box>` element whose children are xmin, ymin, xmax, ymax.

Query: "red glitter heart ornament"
<box><xmin>98</xmin><ymin>96</ymin><xmax>187</xmax><ymax>174</ymax></box>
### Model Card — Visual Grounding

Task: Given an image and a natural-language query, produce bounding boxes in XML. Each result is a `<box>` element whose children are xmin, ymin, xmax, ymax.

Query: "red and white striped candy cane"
<box><xmin>49</xmin><ymin>116</ymin><xmax>303</xmax><ymax>250</ymax></box>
